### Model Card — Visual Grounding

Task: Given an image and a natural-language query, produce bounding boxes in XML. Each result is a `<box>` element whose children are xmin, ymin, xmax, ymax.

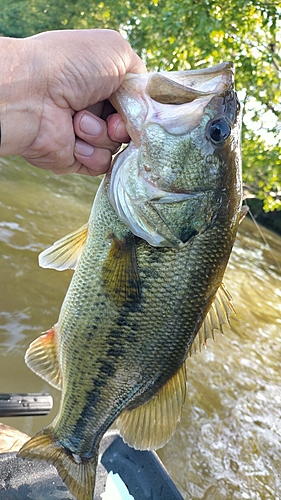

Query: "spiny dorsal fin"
<box><xmin>101</xmin><ymin>233</ymin><xmax>141</xmax><ymax>308</ymax></box>
<box><xmin>188</xmin><ymin>283</ymin><xmax>235</xmax><ymax>356</ymax></box>
<box><xmin>38</xmin><ymin>223</ymin><xmax>88</xmax><ymax>271</ymax></box>
<box><xmin>239</xmin><ymin>205</ymin><xmax>249</xmax><ymax>224</ymax></box>
<box><xmin>116</xmin><ymin>363</ymin><xmax>187</xmax><ymax>450</ymax></box>
<box><xmin>25</xmin><ymin>326</ymin><xmax>62</xmax><ymax>390</ymax></box>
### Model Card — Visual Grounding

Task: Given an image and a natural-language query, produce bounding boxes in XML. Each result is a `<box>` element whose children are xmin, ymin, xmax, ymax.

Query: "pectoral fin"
<box><xmin>102</xmin><ymin>233</ymin><xmax>141</xmax><ymax>308</ymax></box>
<box><xmin>39</xmin><ymin>224</ymin><xmax>88</xmax><ymax>271</ymax></box>
<box><xmin>25</xmin><ymin>326</ymin><xmax>62</xmax><ymax>390</ymax></box>
<box><xmin>116</xmin><ymin>363</ymin><xmax>186</xmax><ymax>450</ymax></box>
<box><xmin>188</xmin><ymin>283</ymin><xmax>235</xmax><ymax>356</ymax></box>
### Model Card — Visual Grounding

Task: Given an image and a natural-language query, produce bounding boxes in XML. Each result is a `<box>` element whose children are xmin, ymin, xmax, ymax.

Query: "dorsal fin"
<box><xmin>188</xmin><ymin>283</ymin><xmax>235</xmax><ymax>356</ymax></box>
<box><xmin>101</xmin><ymin>233</ymin><xmax>141</xmax><ymax>308</ymax></box>
<box><xmin>116</xmin><ymin>362</ymin><xmax>187</xmax><ymax>450</ymax></box>
<box><xmin>25</xmin><ymin>326</ymin><xmax>62</xmax><ymax>390</ymax></box>
<box><xmin>38</xmin><ymin>224</ymin><xmax>88</xmax><ymax>271</ymax></box>
<box><xmin>239</xmin><ymin>205</ymin><xmax>249</xmax><ymax>224</ymax></box>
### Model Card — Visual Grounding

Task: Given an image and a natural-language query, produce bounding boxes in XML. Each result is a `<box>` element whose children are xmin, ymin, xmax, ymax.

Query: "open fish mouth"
<box><xmin>146</xmin><ymin>62</ymin><xmax>234</xmax><ymax>103</ymax></box>
<box><xmin>108</xmin><ymin>62</ymin><xmax>236</xmax><ymax>247</ymax></box>
<box><xmin>110</xmin><ymin>62</ymin><xmax>235</xmax><ymax>143</ymax></box>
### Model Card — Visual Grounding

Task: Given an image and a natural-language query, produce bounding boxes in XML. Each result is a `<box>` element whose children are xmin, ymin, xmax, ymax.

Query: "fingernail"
<box><xmin>75</xmin><ymin>139</ymin><xmax>95</xmax><ymax>157</ymax></box>
<box><xmin>80</xmin><ymin>114</ymin><xmax>102</xmax><ymax>136</ymax></box>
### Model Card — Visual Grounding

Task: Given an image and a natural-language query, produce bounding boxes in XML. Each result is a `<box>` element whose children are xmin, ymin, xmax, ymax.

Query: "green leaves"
<box><xmin>0</xmin><ymin>0</ymin><xmax>280</xmax><ymax>211</ymax></box>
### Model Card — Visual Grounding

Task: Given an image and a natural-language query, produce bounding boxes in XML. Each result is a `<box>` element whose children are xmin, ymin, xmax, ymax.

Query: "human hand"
<box><xmin>72</xmin><ymin>104</ymin><xmax>130</xmax><ymax>176</ymax></box>
<box><xmin>0</xmin><ymin>29</ymin><xmax>146</xmax><ymax>175</ymax></box>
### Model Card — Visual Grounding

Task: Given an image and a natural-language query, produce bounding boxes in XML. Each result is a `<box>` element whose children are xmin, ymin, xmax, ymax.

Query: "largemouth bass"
<box><xmin>18</xmin><ymin>62</ymin><xmax>242</xmax><ymax>500</ymax></box>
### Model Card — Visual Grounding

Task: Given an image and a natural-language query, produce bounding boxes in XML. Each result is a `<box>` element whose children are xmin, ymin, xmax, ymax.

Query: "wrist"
<box><xmin>0</xmin><ymin>37</ymin><xmax>44</xmax><ymax>156</ymax></box>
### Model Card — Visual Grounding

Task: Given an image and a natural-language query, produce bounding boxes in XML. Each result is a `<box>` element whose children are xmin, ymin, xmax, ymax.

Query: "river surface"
<box><xmin>0</xmin><ymin>156</ymin><xmax>280</xmax><ymax>499</ymax></box>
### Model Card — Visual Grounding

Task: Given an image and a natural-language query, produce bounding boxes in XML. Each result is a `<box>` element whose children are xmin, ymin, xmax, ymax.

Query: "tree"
<box><xmin>0</xmin><ymin>0</ymin><xmax>280</xmax><ymax>211</ymax></box>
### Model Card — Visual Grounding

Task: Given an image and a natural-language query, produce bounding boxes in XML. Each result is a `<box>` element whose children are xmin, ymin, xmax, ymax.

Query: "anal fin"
<box><xmin>116</xmin><ymin>363</ymin><xmax>186</xmax><ymax>450</ymax></box>
<box><xmin>25</xmin><ymin>326</ymin><xmax>62</xmax><ymax>390</ymax></box>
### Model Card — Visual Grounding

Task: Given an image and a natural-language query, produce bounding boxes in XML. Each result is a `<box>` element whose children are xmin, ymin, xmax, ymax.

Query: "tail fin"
<box><xmin>18</xmin><ymin>426</ymin><xmax>97</xmax><ymax>500</ymax></box>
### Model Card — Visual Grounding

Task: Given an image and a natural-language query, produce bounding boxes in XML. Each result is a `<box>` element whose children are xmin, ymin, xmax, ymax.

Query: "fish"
<box><xmin>18</xmin><ymin>62</ymin><xmax>242</xmax><ymax>500</ymax></box>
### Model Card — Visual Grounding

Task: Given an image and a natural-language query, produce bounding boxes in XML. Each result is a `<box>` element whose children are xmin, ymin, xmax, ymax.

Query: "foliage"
<box><xmin>0</xmin><ymin>0</ymin><xmax>280</xmax><ymax>211</ymax></box>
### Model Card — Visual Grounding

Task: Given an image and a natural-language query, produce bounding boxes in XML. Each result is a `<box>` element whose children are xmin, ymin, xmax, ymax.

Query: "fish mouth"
<box><xmin>108</xmin><ymin>63</ymin><xmax>237</xmax><ymax>247</ymax></box>
<box><xmin>110</xmin><ymin>62</ymin><xmax>235</xmax><ymax>143</ymax></box>
<box><xmin>146</xmin><ymin>62</ymin><xmax>234</xmax><ymax>105</ymax></box>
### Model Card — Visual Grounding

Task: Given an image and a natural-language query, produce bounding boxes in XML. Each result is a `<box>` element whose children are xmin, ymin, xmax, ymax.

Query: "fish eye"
<box><xmin>207</xmin><ymin>118</ymin><xmax>231</xmax><ymax>145</ymax></box>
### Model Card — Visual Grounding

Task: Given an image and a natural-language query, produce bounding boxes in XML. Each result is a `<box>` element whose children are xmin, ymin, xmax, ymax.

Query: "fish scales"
<box><xmin>53</xmin><ymin>184</ymin><xmax>235</xmax><ymax>443</ymax></box>
<box><xmin>18</xmin><ymin>62</ymin><xmax>242</xmax><ymax>500</ymax></box>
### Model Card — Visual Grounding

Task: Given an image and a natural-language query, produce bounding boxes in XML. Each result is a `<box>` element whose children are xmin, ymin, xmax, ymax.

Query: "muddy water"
<box><xmin>0</xmin><ymin>156</ymin><xmax>280</xmax><ymax>499</ymax></box>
